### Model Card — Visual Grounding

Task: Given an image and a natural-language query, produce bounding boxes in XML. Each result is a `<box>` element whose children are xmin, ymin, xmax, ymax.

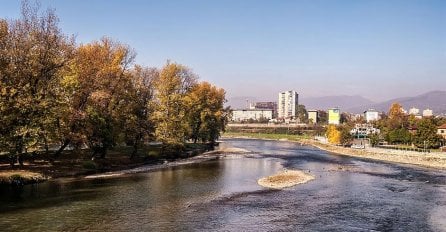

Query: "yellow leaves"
<box><xmin>388</xmin><ymin>102</ymin><xmax>404</xmax><ymax>120</ymax></box>
<box><xmin>90</xmin><ymin>90</ymin><xmax>111</xmax><ymax>108</ymax></box>
<box><xmin>327</xmin><ymin>124</ymin><xmax>341</xmax><ymax>145</ymax></box>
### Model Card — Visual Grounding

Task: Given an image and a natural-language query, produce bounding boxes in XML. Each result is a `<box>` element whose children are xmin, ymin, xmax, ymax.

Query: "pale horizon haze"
<box><xmin>1</xmin><ymin>0</ymin><xmax>445</xmax><ymax>102</ymax></box>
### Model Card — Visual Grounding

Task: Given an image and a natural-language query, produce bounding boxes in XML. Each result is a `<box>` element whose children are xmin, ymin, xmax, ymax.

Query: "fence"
<box><xmin>375</xmin><ymin>145</ymin><xmax>430</xmax><ymax>153</ymax></box>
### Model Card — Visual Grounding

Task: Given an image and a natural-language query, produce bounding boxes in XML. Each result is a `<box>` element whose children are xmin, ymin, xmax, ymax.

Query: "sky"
<box><xmin>1</xmin><ymin>0</ymin><xmax>445</xmax><ymax>102</ymax></box>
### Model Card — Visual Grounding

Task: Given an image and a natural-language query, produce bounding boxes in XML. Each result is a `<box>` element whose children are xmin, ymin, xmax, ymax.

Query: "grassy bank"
<box><xmin>0</xmin><ymin>170</ymin><xmax>47</xmax><ymax>185</ymax></box>
<box><xmin>223</xmin><ymin>131</ymin><xmax>446</xmax><ymax>170</ymax></box>
<box><xmin>223</xmin><ymin>131</ymin><xmax>311</xmax><ymax>141</ymax></box>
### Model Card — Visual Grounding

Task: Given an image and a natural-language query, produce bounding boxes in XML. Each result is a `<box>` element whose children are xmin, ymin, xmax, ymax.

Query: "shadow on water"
<box><xmin>0</xmin><ymin>138</ymin><xmax>445</xmax><ymax>231</ymax></box>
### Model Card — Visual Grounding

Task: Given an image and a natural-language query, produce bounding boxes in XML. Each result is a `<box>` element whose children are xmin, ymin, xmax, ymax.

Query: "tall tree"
<box><xmin>122</xmin><ymin>65</ymin><xmax>157</xmax><ymax>158</ymax></box>
<box><xmin>153</xmin><ymin>62</ymin><xmax>197</xmax><ymax>146</ymax></box>
<box><xmin>63</xmin><ymin>37</ymin><xmax>135</xmax><ymax>158</ymax></box>
<box><xmin>186</xmin><ymin>82</ymin><xmax>227</xmax><ymax>143</ymax></box>
<box><xmin>297</xmin><ymin>104</ymin><xmax>308</xmax><ymax>123</ymax></box>
<box><xmin>0</xmin><ymin>2</ymin><xmax>75</xmax><ymax>165</ymax></box>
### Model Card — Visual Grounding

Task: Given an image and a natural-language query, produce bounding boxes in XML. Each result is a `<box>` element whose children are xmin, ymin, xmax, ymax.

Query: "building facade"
<box><xmin>250</xmin><ymin>102</ymin><xmax>278</xmax><ymax>118</ymax></box>
<box><xmin>408</xmin><ymin>107</ymin><xmax>420</xmax><ymax>115</ymax></box>
<box><xmin>308</xmin><ymin>110</ymin><xmax>318</xmax><ymax>124</ymax></box>
<box><xmin>350</xmin><ymin>124</ymin><xmax>380</xmax><ymax>138</ymax></box>
<box><xmin>328</xmin><ymin>108</ymin><xmax>341</xmax><ymax>125</ymax></box>
<box><xmin>364</xmin><ymin>109</ymin><xmax>379</xmax><ymax>123</ymax></box>
<box><xmin>423</xmin><ymin>109</ymin><xmax>433</xmax><ymax>117</ymax></box>
<box><xmin>231</xmin><ymin>109</ymin><xmax>273</xmax><ymax>122</ymax></box>
<box><xmin>278</xmin><ymin>91</ymin><xmax>298</xmax><ymax>120</ymax></box>
<box><xmin>438</xmin><ymin>123</ymin><xmax>446</xmax><ymax>140</ymax></box>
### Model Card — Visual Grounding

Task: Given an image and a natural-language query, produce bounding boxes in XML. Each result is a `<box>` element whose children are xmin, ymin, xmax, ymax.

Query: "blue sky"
<box><xmin>1</xmin><ymin>0</ymin><xmax>445</xmax><ymax>102</ymax></box>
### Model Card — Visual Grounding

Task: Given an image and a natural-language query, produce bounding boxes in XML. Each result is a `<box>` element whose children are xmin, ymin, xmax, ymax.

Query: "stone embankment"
<box><xmin>304</xmin><ymin>139</ymin><xmax>446</xmax><ymax>170</ymax></box>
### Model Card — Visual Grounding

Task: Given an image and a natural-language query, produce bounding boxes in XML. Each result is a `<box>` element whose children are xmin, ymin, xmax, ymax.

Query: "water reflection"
<box><xmin>0</xmin><ymin>139</ymin><xmax>445</xmax><ymax>231</ymax></box>
<box><xmin>0</xmin><ymin>156</ymin><xmax>282</xmax><ymax>231</ymax></box>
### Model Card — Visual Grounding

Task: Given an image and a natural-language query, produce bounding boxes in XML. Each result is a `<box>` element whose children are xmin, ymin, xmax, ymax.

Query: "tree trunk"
<box><xmin>54</xmin><ymin>139</ymin><xmax>70</xmax><ymax>158</ymax></box>
<box><xmin>131</xmin><ymin>142</ymin><xmax>138</xmax><ymax>159</ymax></box>
<box><xmin>100</xmin><ymin>147</ymin><xmax>107</xmax><ymax>159</ymax></box>
<box><xmin>9</xmin><ymin>154</ymin><xmax>16</xmax><ymax>167</ymax></box>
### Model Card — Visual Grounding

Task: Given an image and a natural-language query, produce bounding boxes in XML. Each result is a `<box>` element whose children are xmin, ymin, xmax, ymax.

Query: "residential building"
<box><xmin>308</xmin><ymin>110</ymin><xmax>318</xmax><ymax>124</ymax></box>
<box><xmin>350</xmin><ymin>124</ymin><xmax>380</xmax><ymax>138</ymax></box>
<box><xmin>328</xmin><ymin>108</ymin><xmax>341</xmax><ymax>125</ymax></box>
<box><xmin>231</xmin><ymin>109</ymin><xmax>273</xmax><ymax>122</ymax></box>
<box><xmin>364</xmin><ymin>109</ymin><xmax>379</xmax><ymax>122</ymax></box>
<box><xmin>423</xmin><ymin>109</ymin><xmax>433</xmax><ymax>117</ymax></box>
<box><xmin>250</xmin><ymin>102</ymin><xmax>278</xmax><ymax>118</ymax></box>
<box><xmin>278</xmin><ymin>91</ymin><xmax>298</xmax><ymax>120</ymax></box>
<box><xmin>408</xmin><ymin>107</ymin><xmax>420</xmax><ymax>115</ymax></box>
<box><xmin>438</xmin><ymin>123</ymin><xmax>446</xmax><ymax>140</ymax></box>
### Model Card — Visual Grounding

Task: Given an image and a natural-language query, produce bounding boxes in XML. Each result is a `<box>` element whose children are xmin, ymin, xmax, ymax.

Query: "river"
<box><xmin>1</xmin><ymin>138</ymin><xmax>446</xmax><ymax>231</ymax></box>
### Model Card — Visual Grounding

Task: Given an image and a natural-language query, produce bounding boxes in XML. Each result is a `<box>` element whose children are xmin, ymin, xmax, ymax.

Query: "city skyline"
<box><xmin>1</xmin><ymin>0</ymin><xmax>445</xmax><ymax>101</ymax></box>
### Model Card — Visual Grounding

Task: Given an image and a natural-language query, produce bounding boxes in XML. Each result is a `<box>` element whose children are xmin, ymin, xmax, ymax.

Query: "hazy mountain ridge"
<box><xmin>301</xmin><ymin>95</ymin><xmax>375</xmax><ymax>111</ymax></box>
<box><xmin>346</xmin><ymin>91</ymin><xmax>446</xmax><ymax>114</ymax></box>
<box><xmin>227</xmin><ymin>91</ymin><xmax>446</xmax><ymax>115</ymax></box>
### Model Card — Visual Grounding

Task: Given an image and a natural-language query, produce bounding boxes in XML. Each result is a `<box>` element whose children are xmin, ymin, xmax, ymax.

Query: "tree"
<box><xmin>318</xmin><ymin>110</ymin><xmax>328</xmax><ymax>124</ymax></box>
<box><xmin>153</xmin><ymin>62</ymin><xmax>198</xmax><ymax>146</ymax></box>
<box><xmin>186</xmin><ymin>82</ymin><xmax>227</xmax><ymax>143</ymax></box>
<box><xmin>387</xmin><ymin>102</ymin><xmax>407</xmax><ymax>129</ymax></box>
<box><xmin>339</xmin><ymin>125</ymin><xmax>353</xmax><ymax>146</ymax></box>
<box><xmin>387</xmin><ymin>128</ymin><xmax>411</xmax><ymax>145</ymax></box>
<box><xmin>369</xmin><ymin>133</ymin><xmax>380</xmax><ymax>147</ymax></box>
<box><xmin>122</xmin><ymin>65</ymin><xmax>157</xmax><ymax>158</ymax></box>
<box><xmin>413</xmin><ymin>118</ymin><xmax>442</xmax><ymax>149</ymax></box>
<box><xmin>297</xmin><ymin>105</ymin><xmax>308</xmax><ymax>123</ymax></box>
<box><xmin>63</xmin><ymin>37</ymin><xmax>135</xmax><ymax>158</ymax></box>
<box><xmin>326</xmin><ymin>125</ymin><xmax>341</xmax><ymax>145</ymax></box>
<box><xmin>0</xmin><ymin>2</ymin><xmax>75</xmax><ymax>165</ymax></box>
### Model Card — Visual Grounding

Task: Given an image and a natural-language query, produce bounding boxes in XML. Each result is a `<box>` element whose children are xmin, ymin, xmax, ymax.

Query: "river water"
<box><xmin>1</xmin><ymin>138</ymin><xmax>446</xmax><ymax>231</ymax></box>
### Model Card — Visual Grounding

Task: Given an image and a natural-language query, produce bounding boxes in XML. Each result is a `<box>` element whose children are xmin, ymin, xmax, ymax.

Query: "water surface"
<box><xmin>1</xmin><ymin>138</ymin><xmax>445</xmax><ymax>231</ymax></box>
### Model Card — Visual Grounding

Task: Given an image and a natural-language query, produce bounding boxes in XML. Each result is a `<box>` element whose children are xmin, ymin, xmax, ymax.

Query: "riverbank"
<box><xmin>258</xmin><ymin>169</ymin><xmax>314</xmax><ymax>189</ymax></box>
<box><xmin>85</xmin><ymin>145</ymin><xmax>251</xmax><ymax>179</ymax></box>
<box><xmin>223</xmin><ymin>132</ymin><xmax>446</xmax><ymax>170</ymax></box>
<box><xmin>0</xmin><ymin>143</ymin><xmax>217</xmax><ymax>185</ymax></box>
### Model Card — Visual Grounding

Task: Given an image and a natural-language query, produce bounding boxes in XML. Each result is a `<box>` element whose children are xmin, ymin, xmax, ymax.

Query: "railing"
<box><xmin>375</xmin><ymin>145</ymin><xmax>430</xmax><ymax>153</ymax></box>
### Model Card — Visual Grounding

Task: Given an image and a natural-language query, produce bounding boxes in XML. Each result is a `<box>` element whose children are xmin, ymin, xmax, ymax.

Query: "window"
<box><xmin>442</xmin><ymin>130</ymin><xmax>445</xmax><ymax>134</ymax></box>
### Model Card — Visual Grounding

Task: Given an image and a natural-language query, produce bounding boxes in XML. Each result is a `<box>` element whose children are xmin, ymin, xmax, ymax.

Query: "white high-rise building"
<box><xmin>278</xmin><ymin>91</ymin><xmax>299</xmax><ymax>119</ymax></box>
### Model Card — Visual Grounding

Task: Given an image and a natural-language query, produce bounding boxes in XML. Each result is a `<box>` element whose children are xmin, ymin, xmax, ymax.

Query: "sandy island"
<box><xmin>258</xmin><ymin>169</ymin><xmax>315</xmax><ymax>189</ymax></box>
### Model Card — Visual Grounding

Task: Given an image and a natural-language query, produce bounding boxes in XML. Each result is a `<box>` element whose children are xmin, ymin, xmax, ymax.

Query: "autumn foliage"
<box><xmin>0</xmin><ymin>2</ymin><xmax>228</xmax><ymax>166</ymax></box>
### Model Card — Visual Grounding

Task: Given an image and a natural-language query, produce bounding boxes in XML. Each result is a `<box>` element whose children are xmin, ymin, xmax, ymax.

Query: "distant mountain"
<box><xmin>301</xmin><ymin>95</ymin><xmax>375</xmax><ymax>111</ymax></box>
<box><xmin>346</xmin><ymin>91</ymin><xmax>446</xmax><ymax>114</ymax></box>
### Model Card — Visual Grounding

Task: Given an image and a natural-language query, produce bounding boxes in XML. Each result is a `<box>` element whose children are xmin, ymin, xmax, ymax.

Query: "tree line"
<box><xmin>325</xmin><ymin>103</ymin><xmax>445</xmax><ymax>149</ymax></box>
<box><xmin>0</xmin><ymin>3</ymin><xmax>229</xmax><ymax>166</ymax></box>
